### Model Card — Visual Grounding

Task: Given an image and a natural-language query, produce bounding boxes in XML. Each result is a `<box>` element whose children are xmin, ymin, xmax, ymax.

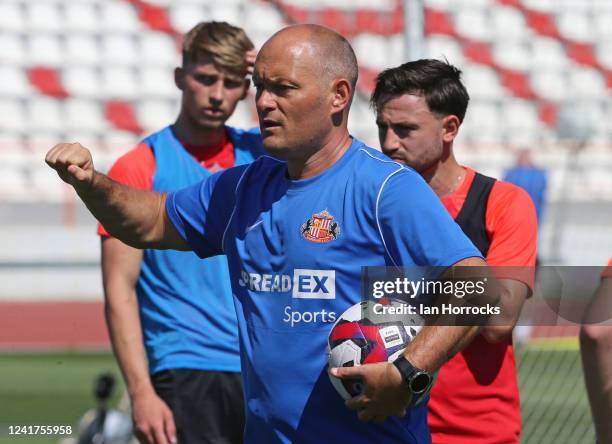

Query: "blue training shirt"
<box><xmin>166</xmin><ymin>138</ymin><xmax>481</xmax><ymax>444</ymax></box>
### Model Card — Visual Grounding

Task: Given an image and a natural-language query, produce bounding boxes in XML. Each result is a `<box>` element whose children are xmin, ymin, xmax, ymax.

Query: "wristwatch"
<box><xmin>392</xmin><ymin>355</ymin><xmax>432</xmax><ymax>406</ymax></box>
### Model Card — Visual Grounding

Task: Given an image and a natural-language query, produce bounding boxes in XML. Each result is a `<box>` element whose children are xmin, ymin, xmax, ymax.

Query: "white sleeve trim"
<box><xmin>221</xmin><ymin>163</ymin><xmax>254</xmax><ymax>253</ymax></box>
<box><xmin>375</xmin><ymin>166</ymin><xmax>405</xmax><ymax>267</ymax></box>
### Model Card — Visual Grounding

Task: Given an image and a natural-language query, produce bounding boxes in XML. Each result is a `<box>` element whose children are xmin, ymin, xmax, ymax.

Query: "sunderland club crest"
<box><xmin>300</xmin><ymin>210</ymin><xmax>341</xmax><ymax>243</ymax></box>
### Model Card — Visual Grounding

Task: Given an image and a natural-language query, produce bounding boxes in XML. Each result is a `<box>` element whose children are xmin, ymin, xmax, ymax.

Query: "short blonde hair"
<box><xmin>182</xmin><ymin>21</ymin><xmax>254</xmax><ymax>76</ymax></box>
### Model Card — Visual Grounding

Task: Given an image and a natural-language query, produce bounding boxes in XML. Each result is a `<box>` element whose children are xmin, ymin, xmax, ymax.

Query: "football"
<box><xmin>327</xmin><ymin>298</ymin><xmax>424</xmax><ymax>400</ymax></box>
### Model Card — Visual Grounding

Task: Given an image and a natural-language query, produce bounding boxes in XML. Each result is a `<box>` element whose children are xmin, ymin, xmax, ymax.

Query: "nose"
<box><xmin>380</xmin><ymin>127</ymin><xmax>399</xmax><ymax>154</ymax></box>
<box><xmin>210</xmin><ymin>80</ymin><xmax>224</xmax><ymax>105</ymax></box>
<box><xmin>255</xmin><ymin>89</ymin><xmax>275</xmax><ymax>114</ymax></box>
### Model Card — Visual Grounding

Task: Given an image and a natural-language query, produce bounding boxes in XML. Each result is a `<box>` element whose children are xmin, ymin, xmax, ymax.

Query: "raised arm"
<box><xmin>45</xmin><ymin>143</ymin><xmax>188</xmax><ymax>250</ymax></box>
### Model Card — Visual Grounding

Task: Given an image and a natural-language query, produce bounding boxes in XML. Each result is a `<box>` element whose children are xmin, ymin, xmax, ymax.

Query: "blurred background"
<box><xmin>0</xmin><ymin>0</ymin><xmax>610</xmax><ymax>442</ymax></box>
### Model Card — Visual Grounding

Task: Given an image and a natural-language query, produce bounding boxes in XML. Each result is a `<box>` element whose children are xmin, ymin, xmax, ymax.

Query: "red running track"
<box><xmin>0</xmin><ymin>301</ymin><xmax>110</xmax><ymax>350</ymax></box>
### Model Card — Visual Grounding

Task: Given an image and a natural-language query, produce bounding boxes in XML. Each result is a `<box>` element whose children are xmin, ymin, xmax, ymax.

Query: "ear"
<box><xmin>330</xmin><ymin>78</ymin><xmax>352</xmax><ymax>114</ymax></box>
<box><xmin>240</xmin><ymin>78</ymin><xmax>250</xmax><ymax>101</ymax></box>
<box><xmin>442</xmin><ymin>115</ymin><xmax>460</xmax><ymax>144</ymax></box>
<box><xmin>174</xmin><ymin>67</ymin><xmax>184</xmax><ymax>91</ymax></box>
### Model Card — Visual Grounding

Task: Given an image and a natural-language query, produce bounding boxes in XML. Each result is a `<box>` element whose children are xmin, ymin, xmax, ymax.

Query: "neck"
<box><xmin>173</xmin><ymin>114</ymin><xmax>225</xmax><ymax>148</ymax></box>
<box><xmin>421</xmin><ymin>150</ymin><xmax>465</xmax><ymax>198</ymax></box>
<box><xmin>286</xmin><ymin>130</ymin><xmax>352</xmax><ymax>180</ymax></box>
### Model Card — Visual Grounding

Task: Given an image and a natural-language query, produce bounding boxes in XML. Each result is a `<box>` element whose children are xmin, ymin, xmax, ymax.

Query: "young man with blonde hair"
<box><xmin>99</xmin><ymin>21</ymin><xmax>262</xmax><ymax>444</ymax></box>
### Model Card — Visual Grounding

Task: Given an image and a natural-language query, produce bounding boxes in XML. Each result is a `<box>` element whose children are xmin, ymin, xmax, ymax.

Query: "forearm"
<box><xmin>403</xmin><ymin>325</ymin><xmax>481</xmax><ymax>372</ymax></box>
<box><xmin>104</xmin><ymin>290</ymin><xmax>154</xmax><ymax>397</ymax></box>
<box><xmin>80</xmin><ymin>171</ymin><xmax>166</xmax><ymax>249</ymax></box>
<box><xmin>580</xmin><ymin>326</ymin><xmax>612</xmax><ymax>442</ymax></box>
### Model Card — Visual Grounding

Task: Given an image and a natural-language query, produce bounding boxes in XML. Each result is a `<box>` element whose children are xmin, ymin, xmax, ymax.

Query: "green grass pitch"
<box><xmin>0</xmin><ymin>346</ymin><xmax>595</xmax><ymax>444</ymax></box>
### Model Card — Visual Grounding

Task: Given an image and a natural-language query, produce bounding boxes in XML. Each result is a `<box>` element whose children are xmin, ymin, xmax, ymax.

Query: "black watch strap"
<box><xmin>392</xmin><ymin>356</ymin><xmax>432</xmax><ymax>403</ymax></box>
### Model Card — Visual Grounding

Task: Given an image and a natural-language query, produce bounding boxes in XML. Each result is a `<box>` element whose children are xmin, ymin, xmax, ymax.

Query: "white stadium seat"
<box><xmin>137</xmin><ymin>99</ymin><xmax>178</xmax><ymax>133</ymax></box>
<box><xmin>593</xmin><ymin>13</ymin><xmax>612</xmax><ymax>40</ymax></box>
<box><xmin>0</xmin><ymin>34</ymin><xmax>27</xmax><ymax>66</ymax></box>
<box><xmin>522</xmin><ymin>0</ymin><xmax>556</xmax><ymax>13</ymax></box>
<box><xmin>596</xmin><ymin>42</ymin><xmax>612</xmax><ymax>70</ymax></box>
<box><xmin>501</xmin><ymin>100</ymin><xmax>539</xmax><ymax>132</ymax></box>
<box><xmin>62</xmin><ymin>66</ymin><xmax>100</xmax><ymax>98</ymax></box>
<box><xmin>139</xmin><ymin>66</ymin><xmax>177</xmax><ymax>99</ymax></box>
<box><xmin>25</xmin><ymin>2</ymin><xmax>63</xmax><ymax>33</ymax></box>
<box><xmin>243</xmin><ymin>3</ymin><xmax>285</xmax><ymax>35</ymax></box>
<box><xmin>64</xmin><ymin>2</ymin><xmax>99</xmax><ymax>33</ymax></box>
<box><xmin>0</xmin><ymin>2</ymin><xmax>25</xmax><ymax>33</ymax></box>
<box><xmin>64</xmin><ymin>98</ymin><xmax>106</xmax><ymax>132</ymax></box>
<box><xmin>567</xmin><ymin>67</ymin><xmax>606</xmax><ymax>100</ymax></box>
<box><xmin>26</xmin><ymin>97</ymin><xmax>64</xmax><ymax>133</ymax></box>
<box><xmin>101</xmin><ymin>66</ymin><xmax>139</xmax><ymax>100</ymax></box>
<box><xmin>0</xmin><ymin>99</ymin><xmax>27</xmax><ymax>133</ymax></box>
<box><xmin>101</xmin><ymin>34</ymin><xmax>139</xmax><ymax>66</ymax></box>
<box><xmin>65</xmin><ymin>35</ymin><xmax>100</xmax><ymax>66</ymax></box>
<box><xmin>490</xmin><ymin>6</ymin><xmax>528</xmax><ymax>41</ymax></box>
<box><xmin>0</xmin><ymin>167</ymin><xmax>26</xmax><ymax>199</ymax></box>
<box><xmin>30</xmin><ymin>165</ymin><xmax>67</xmax><ymax>200</ymax></box>
<box><xmin>530</xmin><ymin>37</ymin><xmax>568</xmax><ymax>70</ymax></box>
<box><xmin>530</xmin><ymin>71</ymin><xmax>567</xmax><ymax>102</ymax></box>
<box><xmin>424</xmin><ymin>0</ymin><xmax>454</xmax><ymax>11</ymax></box>
<box><xmin>557</xmin><ymin>11</ymin><xmax>593</xmax><ymax>43</ymax></box>
<box><xmin>139</xmin><ymin>32</ymin><xmax>179</xmax><ymax>67</ymax></box>
<box><xmin>209</xmin><ymin>5</ymin><xmax>242</xmax><ymax>25</ymax></box>
<box><xmin>27</xmin><ymin>34</ymin><xmax>63</xmax><ymax>67</ymax></box>
<box><xmin>352</xmin><ymin>34</ymin><xmax>392</xmax><ymax>71</ymax></box>
<box><xmin>101</xmin><ymin>131</ymin><xmax>140</xmax><ymax>156</ymax></box>
<box><xmin>99</xmin><ymin>2</ymin><xmax>141</xmax><ymax>33</ymax></box>
<box><xmin>426</xmin><ymin>36</ymin><xmax>465</xmax><ymax>66</ymax></box>
<box><xmin>454</xmin><ymin>8</ymin><xmax>490</xmax><ymax>42</ymax></box>
<box><xmin>0</xmin><ymin>67</ymin><xmax>31</xmax><ymax>97</ymax></box>
<box><xmin>493</xmin><ymin>42</ymin><xmax>531</xmax><ymax>71</ymax></box>
<box><xmin>461</xmin><ymin>65</ymin><xmax>504</xmax><ymax>100</ymax></box>
<box><xmin>464</xmin><ymin>101</ymin><xmax>499</xmax><ymax>131</ymax></box>
<box><xmin>169</xmin><ymin>4</ymin><xmax>209</xmax><ymax>34</ymax></box>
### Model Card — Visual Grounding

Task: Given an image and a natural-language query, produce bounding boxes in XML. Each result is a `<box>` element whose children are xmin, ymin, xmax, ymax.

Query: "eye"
<box><xmin>224</xmin><ymin>79</ymin><xmax>244</xmax><ymax>89</ymax></box>
<box><xmin>195</xmin><ymin>74</ymin><xmax>217</xmax><ymax>86</ymax></box>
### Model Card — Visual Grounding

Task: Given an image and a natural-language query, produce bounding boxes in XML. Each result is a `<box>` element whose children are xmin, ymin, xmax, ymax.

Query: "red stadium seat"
<box><xmin>105</xmin><ymin>101</ymin><xmax>143</xmax><ymax>134</ymax></box>
<box><xmin>27</xmin><ymin>67</ymin><xmax>68</xmax><ymax>99</ymax></box>
<box><xmin>425</xmin><ymin>8</ymin><xmax>457</xmax><ymax>37</ymax></box>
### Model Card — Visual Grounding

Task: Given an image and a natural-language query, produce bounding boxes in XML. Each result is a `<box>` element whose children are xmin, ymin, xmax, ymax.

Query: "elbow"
<box><xmin>482</xmin><ymin>325</ymin><xmax>514</xmax><ymax>343</ymax></box>
<box><xmin>580</xmin><ymin>325</ymin><xmax>612</xmax><ymax>349</ymax></box>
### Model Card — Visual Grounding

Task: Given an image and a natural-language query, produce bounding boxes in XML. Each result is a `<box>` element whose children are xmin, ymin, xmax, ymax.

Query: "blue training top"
<box><xmin>166</xmin><ymin>138</ymin><xmax>481</xmax><ymax>443</ymax></box>
<box><xmin>139</xmin><ymin>125</ymin><xmax>263</xmax><ymax>374</ymax></box>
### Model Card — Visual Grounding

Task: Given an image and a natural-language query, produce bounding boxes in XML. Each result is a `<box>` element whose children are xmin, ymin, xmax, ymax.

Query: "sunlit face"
<box><xmin>376</xmin><ymin>94</ymin><xmax>447</xmax><ymax>173</ymax></box>
<box><xmin>177</xmin><ymin>54</ymin><xmax>249</xmax><ymax>130</ymax></box>
<box><xmin>252</xmin><ymin>42</ymin><xmax>332</xmax><ymax>158</ymax></box>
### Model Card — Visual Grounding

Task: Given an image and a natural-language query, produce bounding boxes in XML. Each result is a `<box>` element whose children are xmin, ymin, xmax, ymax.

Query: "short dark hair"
<box><xmin>371</xmin><ymin>59</ymin><xmax>470</xmax><ymax>122</ymax></box>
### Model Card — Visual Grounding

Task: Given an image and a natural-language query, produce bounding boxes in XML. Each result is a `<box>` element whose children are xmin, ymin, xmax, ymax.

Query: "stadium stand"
<box><xmin>0</xmin><ymin>0</ymin><xmax>610</xmax><ymax>266</ymax></box>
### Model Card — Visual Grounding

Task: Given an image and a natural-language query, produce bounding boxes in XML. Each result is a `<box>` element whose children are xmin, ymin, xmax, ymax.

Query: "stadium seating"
<box><xmin>0</xmin><ymin>0</ymin><xmax>610</xmax><ymax>205</ymax></box>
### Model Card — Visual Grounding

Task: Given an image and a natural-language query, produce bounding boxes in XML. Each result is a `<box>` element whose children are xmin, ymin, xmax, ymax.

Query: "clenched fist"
<box><xmin>45</xmin><ymin>142</ymin><xmax>95</xmax><ymax>193</ymax></box>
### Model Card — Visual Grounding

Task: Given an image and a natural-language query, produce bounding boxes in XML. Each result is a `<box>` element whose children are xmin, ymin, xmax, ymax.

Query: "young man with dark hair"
<box><xmin>372</xmin><ymin>59</ymin><xmax>537</xmax><ymax>443</ymax></box>
<box><xmin>99</xmin><ymin>21</ymin><xmax>262</xmax><ymax>444</ymax></box>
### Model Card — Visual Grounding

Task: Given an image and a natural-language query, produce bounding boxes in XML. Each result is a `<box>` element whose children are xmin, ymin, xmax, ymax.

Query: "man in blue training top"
<box><xmin>503</xmin><ymin>149</ymin><xmax>548</xmax><ymax>224</ymax></box>
<box><xmin>99</xmin><ymin>22</ymin><xmax>262</xmax><ymax>444</ymax></box>
<box><xmin>47</xmin><ymin>25</ymin><xmax>495</xmax><ymax>444</ymax></box>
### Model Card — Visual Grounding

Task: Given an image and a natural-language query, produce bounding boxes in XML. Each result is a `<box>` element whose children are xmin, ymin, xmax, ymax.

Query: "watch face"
<box><xmin>410</xmin><ymin>372</ymin><xmax>431</xmax><ymax>394</ymax></box>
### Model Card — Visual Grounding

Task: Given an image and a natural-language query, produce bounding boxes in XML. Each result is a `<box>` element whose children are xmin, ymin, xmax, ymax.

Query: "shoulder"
<box><xmin>226</xmin><ymin>125</ymin><xmax>265</xmax><ymax>156</ymax></box>
<box><xmin>214</xmin><ymin>155</ymin><xmax>284</xmax><ymax>189</ymax></box>
<box><xmin>353</xmin><ymin>142</ymin><xmax>428</xmax><ymax>196</ymax></box>
<box><xmin>488</xmin><ymin>179</ymin><xmax>535</xmax><ymax>214</ymax></box>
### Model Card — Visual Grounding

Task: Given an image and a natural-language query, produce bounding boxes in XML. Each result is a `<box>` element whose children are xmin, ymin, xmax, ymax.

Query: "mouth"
<box><xmin>261</xmin><ymin>119</ymin><xmax>282</xmax><ymax>132</ymax></box>
<box><xmin>201</xmin><ymin>108</ymin><xmax>225</xmax><ymax>118</ymax></box>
